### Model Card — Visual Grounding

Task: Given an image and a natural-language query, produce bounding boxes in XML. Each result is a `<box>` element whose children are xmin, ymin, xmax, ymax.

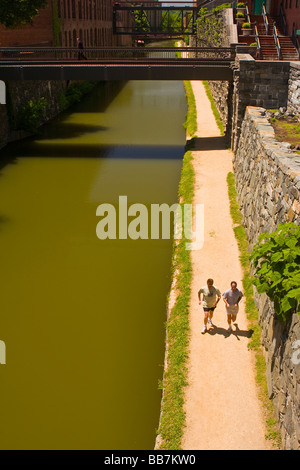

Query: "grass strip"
<box><xmin>202</xmin><ymin>81</ymin><xmax>224</xmax><ymax>136</ymax></box>
<box><xmin>183</xmin><ymin>81</ymin><xmax>197</xmax><ymax>138</ymax></box>
<box><xmin>226</xmin><ymin>172</ymin><xmax>281</xmax><ymax>448</ymax></box>
<box><xmin>156</xmin><ymin>151</ymin><xmax>194</xmax><ymax>450</ymax></box>
<box><xmin>156</xmin><ymin>82</ymin><xmax>196</xmax><ymax>450</ymax></box>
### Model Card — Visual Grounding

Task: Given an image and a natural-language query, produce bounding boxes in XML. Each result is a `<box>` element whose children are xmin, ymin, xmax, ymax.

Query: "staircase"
<box><xmin>279</xmin><ymin>36</ymin><xmax>299</xmax><ymax>60</ymax></box>
<box><xmin>259</xmin><ymin>36</ymin><xmax>279</xmax><ymax>60</ymax></box>
<box><xmin>238</xmin><ymin>13</ymin><xmax>299</xmax><ymax>61</ymax></box>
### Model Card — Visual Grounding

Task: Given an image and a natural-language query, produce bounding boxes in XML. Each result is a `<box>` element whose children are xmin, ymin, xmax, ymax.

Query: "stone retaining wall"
<box><xmin>0</xmin><ymin>80</ymin><xmax>67</xmax><ymax>149</ymax></box>
<box><xmin>234</xmin><ymin>106</ymin><xmax>300</xmax><ymax>243</ymax></box>
<box><xmin>233</xmin><ymin>106</ymin><xmax>300</xmax><ymax>450</ymax></box>
<box><xmin>207</xmin><ymin>80</ymin><xmax>232</xmax><ymax>135</ymax></box>
<box><xmin>232</xmin><ymin>55</ymin><xmax>290</xmax><ymax>152</ymax></box>
<box><xmin>288</xmin><ymin>62</ymin><xmax>300</xmax><ymax>117</ymax></box>
<box><xmin>7</xmin><ymin>80</ymin><xmax>66</xmax><ymax>124</ymax></box>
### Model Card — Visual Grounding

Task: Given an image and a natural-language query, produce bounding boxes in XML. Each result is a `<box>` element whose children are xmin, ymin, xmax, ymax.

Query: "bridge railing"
<box><xmin>0</xmin><ymin>47</ymin><xmax>236</xmax><ymax>63</ymax></box>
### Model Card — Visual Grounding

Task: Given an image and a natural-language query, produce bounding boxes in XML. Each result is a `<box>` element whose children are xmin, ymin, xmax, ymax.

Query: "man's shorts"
<box><xmin>226</xmin><ymin>305</ymin><xmax>239</xmax><ymax>316</ymax></box>
<box><xmin>203</xmin><ymin>307</ymin><xmax>216</xmax><ymax>312</ymax></box>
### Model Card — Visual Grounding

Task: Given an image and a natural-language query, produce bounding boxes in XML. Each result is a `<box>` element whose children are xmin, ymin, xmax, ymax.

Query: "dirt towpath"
<box><xmin>181</xmin><ymin>81</ymin><xmax>272</xmax><ymax>450</ymax></box>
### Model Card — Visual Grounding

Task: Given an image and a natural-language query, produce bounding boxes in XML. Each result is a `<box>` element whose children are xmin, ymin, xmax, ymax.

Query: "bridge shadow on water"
<box><xmin>0</xmin><ymin>80</ymin><xmax>128</xmax><ymax>170</ymax></box>
<box><xmin>0</xmin><ymin>141</ymin><xmax>186</xmax><ymax>161</ymax></box>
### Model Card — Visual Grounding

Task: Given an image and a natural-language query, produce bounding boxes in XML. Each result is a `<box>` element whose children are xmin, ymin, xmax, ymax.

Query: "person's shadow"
<box><xmin>207</xmin><ymin>323</ymin><xmax>254</xmax><ymax>341</ymax></box>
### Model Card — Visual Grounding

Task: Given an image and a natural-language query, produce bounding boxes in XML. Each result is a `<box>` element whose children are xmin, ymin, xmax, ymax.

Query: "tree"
<box><xmin>0</xmin><ymin>0</ymin><xmax>47</xmax><ymax>28</ymax></box>
<box><xmin>133</xmin><ymin>10</ymin><xmax>150</xmax><ymax>33</ymax></box>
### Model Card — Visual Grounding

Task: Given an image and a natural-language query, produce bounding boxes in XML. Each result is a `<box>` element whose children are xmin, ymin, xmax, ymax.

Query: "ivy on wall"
<box><xmin>250</xmin><ymin>222</ymin><xmax>300</xmax><ymax>322</ymax></box>
<box><xmin>196</xmin><ymin>3</ymin><xmax>231</xmax><ymax>46</ymax></box>
<box><xmin>52</xmin><ymin>0</ymin><xmax>62</xmax><ymax>47</ymax></box>
<box><xmin>17</xmin><ymin>97</ymin><xmax>47</xmax><ymax>133</ymax></box>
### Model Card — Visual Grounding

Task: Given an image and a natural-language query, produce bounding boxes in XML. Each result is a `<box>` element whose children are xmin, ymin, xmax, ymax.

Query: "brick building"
<box><xmin>58</xmin><ymin>0</ymin><xmax>130</xmax><ymax>47</ymax></box>
<box><xmin>0</xmin><ymin>3</ymin><xmax>54</xmax><ymax>46</ymax></box>
<box><xmin>245</xmin><ymin>0</ymin><xmax>300</xmax><ymax>36</ymax></box>
<box><xmin>0</xmin><ymin>0</ymin><xmax>130</xmax><ymax>47</ymax></box>
<box><xmin>270</xmin><ymin>0</ymin><xmax>300</xmax><ymax>36</ymax></box>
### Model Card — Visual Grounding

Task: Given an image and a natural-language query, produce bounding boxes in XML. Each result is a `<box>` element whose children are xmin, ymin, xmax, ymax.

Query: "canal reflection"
<box><xmin>0</xmin><ymin>79</ymin><xmax>187</xmax><ymax>449</ymax></box>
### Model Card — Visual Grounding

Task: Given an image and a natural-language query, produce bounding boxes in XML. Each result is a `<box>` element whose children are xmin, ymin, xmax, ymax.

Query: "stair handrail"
<box><xmin>245</xmin><ymin>3</ymin><xmax>251</xmax><ymax>24</ymax></box>
<box><xmin>279</xmin><ymin>3</ymin><xmax>287</xmax><ymax>36</ymax></box>
<box><xmin>254</xmin><ymin>23</ymin><xmax>261</xmax><ymax>59</ymax></box>
<box><xmin>292</xmin><ymin>23</ymin><xmax>300</xmax><ymax>59</ymax></box>
<box><xmin>273</xmin><ymin>22</ymin><xmax>282</xmax><ymax>59</ymax></box>
<box><xmin>262</xmin><ymin>3</ymin><xmax>269</xmax><ymax>35</ymax></box>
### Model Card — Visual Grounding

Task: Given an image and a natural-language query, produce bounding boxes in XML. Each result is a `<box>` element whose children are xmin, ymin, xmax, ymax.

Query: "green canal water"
<box><xmin>0</xmin><ymin>79</ymin><xmax>187</xmax><ymax>449</ymax></box>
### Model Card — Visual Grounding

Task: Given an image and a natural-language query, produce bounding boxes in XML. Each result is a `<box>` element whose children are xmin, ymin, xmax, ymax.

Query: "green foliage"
<box><xmin>59</xmin><ymin>81</ymin><xmax>96</xmax><ymax>111</ymax></box>
<box><xmin>227</xmin><ymin>172</ymin><xmax>281</xmax><ymax>447</ymax></box>
<box><xmin>250</xmin><ymin>223</ymin><xmax>300</xmax><ymax>322</ymax></box>
<box><xmin>133</xmin><ymin>10</ymin><xmax>150</xmax><ymax>32</ymax></box>
<box><xmin>196</xmin><ymin>3</ymin><xmax>230</xmax><ymax>46</ymax></box>
<box><xmin>157</xmin><ymin>150</ymin><xmax>193</xmax><ymax>450</ymax></box>
<box><xmin>250</xmin><ymin>42</ymin><xmax>258</xmax><ymax>47</ymax></box>
<box><xmin>242</xmin><ymin>22</ymin><xmax>251</xmax><ymax>28</ymax></box>
<box><xmin>156</xmin><ymin>82</ymin><xmax>196</xmax><ymax>450</ymax></box>
<box><xmin>0</xmin><ymin>0</ymin><xmax>47</xmax><ymax>28</ymax></box>
<box><xmin>184</xmin><ymin>27</ymin><xmax>190</xmax><ymax>45</ymax></box>
<box><xmin>161</xmin><ymin>11</ymin><xmax>184</xmax><ymax>33</ymax></box>
<box><xmin>213</xmin><ymin>3</ymin><xmax>231</xmax><ymax>12</ymax></box>
<box><xmin>52</xmin><ymin>0</ymin><xmax>62</xmax><ymax>46</ymax></box>
<box><xmin>237</xmin><ymin>2</ymin><xmax>245</xmax><ymax>7</ymax></box>
<box><xmin>18</xmin><ymin>97</ymin><xmax>47</xmax><ymax>133</ymax></box>
<box><xmin>236</xmin><ymin>12</ymin><xmax>245</xmax><ymax>18</ymax></box>
<box><xmin>183</xmin><ymin>81</ymin><xmax>197</xmax><ymax>137</ymax></box>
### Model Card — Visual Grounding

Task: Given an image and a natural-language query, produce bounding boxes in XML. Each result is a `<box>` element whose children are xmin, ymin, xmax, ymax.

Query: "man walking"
<box><xmin>198</xmin><ymin>278</ymin><xmax>221</xmax><ymax>334</ymax></box>
<box><xmin>222</xmin><ymin>281</ymin><xmax>243</xmax><ymax>332</ymax></box>
<box><xmin>77</xmin><ymin>37</ymin><xmax>86</xmax><ymax>60</ymax></box>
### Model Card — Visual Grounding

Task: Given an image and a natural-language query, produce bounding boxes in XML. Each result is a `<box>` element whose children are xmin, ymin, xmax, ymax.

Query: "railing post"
<box><xmin>245</xmin><ymin>3</ymin><xmax>251</xmax><ymax>24</ymax></box>
<box><xmin>262</xmin><ymin>3</ymin><xmax>269</xmax><ymax>35</ymax></box>
<box><xmin>292</xmin><ymin>23</ymin><xmax>300</xmax><ymax>59</ymax></box>
<box><xmin>254</xmin><ymin>23</ymin><xmax>261</xmax><ymax>59</ymax></box>
<box><xmin>279</xmin><ymin>3</ymin><xmax>287</xmax><ymax>36</ymax></box>
<box><xmin>273</xmin><ymin>21</ymin><xmax>282</xmax><ymax>59</ymax></box>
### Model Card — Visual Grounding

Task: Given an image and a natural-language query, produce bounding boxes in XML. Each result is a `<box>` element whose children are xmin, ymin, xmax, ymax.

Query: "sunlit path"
<box><xmin>181</xmin><ymin>81</ymin><xmax>272</xmax><ymax>450</ymax></box>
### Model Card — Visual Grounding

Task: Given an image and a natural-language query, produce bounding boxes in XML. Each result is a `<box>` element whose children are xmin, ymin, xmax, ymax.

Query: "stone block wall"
<box><xmin>233</xmin><ymin>106</ymin><xmax>300</xmax><ymax>449</ymax></box>
<box><xmin>0</xmin><ymin>80</ymin><xmax>67</xmax><ymax>150</ymax></box>
<box><xmin>234</xmin><ymin>106</ymin><xmax>300</xmax><ymax>244</ymax></box>
<box><xmin>206</xmin><ymin>79</ymin><xmax>232</xmax><ymax>135</ymax></box>
<box><xmin>257</xmin><ymin>295</ymin><xmax>300</xmax><ymax>450</ymax></box>
<box><xmin>232</xmin><ymin>55</ymin><xmax>290</xmax><ymax>152</ymax></box>
<box><xmin>8</xmin><ymin>80</ymin><xmax>66</xmax><ymax>124</ymax></box>
<box><xmin>288</xmin><ymin>62</ymin><xmax>300</xmax><ymax>117</ymax></box>
<box><xmin>0</xmin><ymin>105</ymin><xmax>9</xmax><ymax>149</ymax></box>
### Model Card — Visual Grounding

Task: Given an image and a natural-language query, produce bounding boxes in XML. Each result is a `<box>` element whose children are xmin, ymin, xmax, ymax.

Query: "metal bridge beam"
<box><xmin>113</xmin><ymin>1</ymin><xmax>199</xmax><ymax>35</ymax></box>
<box><xmin>0</xmin><ymin>63</ymin><xmax>233</xmax><ymax>81</ymax></box>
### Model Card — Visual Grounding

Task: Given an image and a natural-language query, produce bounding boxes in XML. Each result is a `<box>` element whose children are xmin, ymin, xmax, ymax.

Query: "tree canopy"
<box><xmin>0</xmin><ymin>0</ymin><xmax>47</xmax><ymax>28</ymax></box>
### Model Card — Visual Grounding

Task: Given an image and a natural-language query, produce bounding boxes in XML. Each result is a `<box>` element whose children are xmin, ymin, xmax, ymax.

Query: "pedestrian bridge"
<box><xmin>0</xmin><ymin>47</ymin><xmax>236</xmax><ymax>81</ymax></box>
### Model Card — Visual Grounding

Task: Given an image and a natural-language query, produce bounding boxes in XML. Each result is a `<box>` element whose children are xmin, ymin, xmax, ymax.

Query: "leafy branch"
<box><xmin>250</xmin><ymin>222</ymin><xmax>300</xmax><ymax>322</ymax></box>
<box><xmin>0</xmin><ymin>0</ymin><xmax>47</xmax><ymax>28</ymax></box>
<box><xmin>18</xmin><ymin>97</ymin><xmax>47</xmax><ymax>133</ymax></box>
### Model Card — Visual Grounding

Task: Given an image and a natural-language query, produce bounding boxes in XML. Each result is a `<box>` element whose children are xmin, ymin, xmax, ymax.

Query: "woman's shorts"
<box><xmin>203</xmin><ymin>307</ymin><xmax>216</xmax><ymax>312</ymax></box>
